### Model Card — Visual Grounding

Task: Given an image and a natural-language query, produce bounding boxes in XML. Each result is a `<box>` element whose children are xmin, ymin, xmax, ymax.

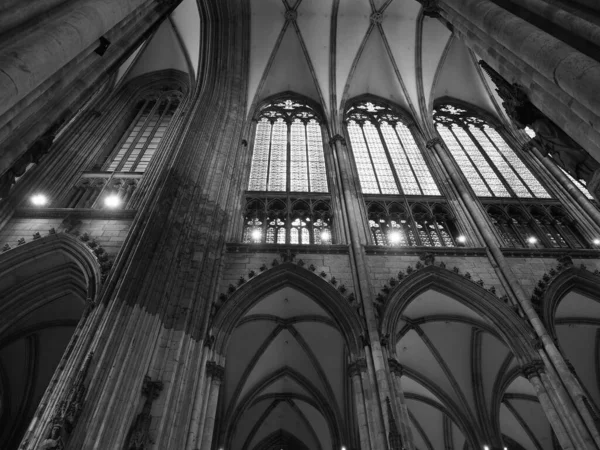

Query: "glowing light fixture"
<box><xmin>389</xmin><ymin>230</ymin><xmax>402</xmax><ymax>244</ymax></box>
<box><xmin>457</xmin><ymin>235</ymin><xmax>467</xmax><ymax>244</ymax></box>
<box><xmin>593</xmin><ymin>238</ymin><xmax>600</xmax><ymax>246</ymax></box>
<box><xmin>104</xmin><ymin>194</ymin><xmax>121</xmax><ymax>208</ymax></box>
<box><xmin>31</xmin><ymin>194</ymin><xmax>47</xmax><ymax>206</ymax></box>
<box><xmin>321</xmin><ymin>229</ymin><xmax>331</xmax><ymax>242</ymax></box>
<box><xmin>527</xmin><ymin>236</ymin><xmax>538</xmax><ymax>245</ymax></box>
<box><xmin>251</xmin><ymin>228</ymin><xmax>262</xmax><ymax>242</ymax></box>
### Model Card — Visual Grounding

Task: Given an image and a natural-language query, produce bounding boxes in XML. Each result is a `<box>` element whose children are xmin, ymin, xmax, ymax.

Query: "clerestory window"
<box><xmin>243</xmin><ymin>97</ymin><xmax>331</xmax><ymax>245</ymax></box>
<box><xmin>345</xmin><ymin>99</ymin><xmax>458</xmax><ymax>248</ymax></box>
<box><xmin>101</xmin><ymin>90</ymin><xmax>182</xmax><ymax>173</ymax></box>
<box><xmin>434</xmin><ymin>103</ymin><xmax>549</xmax><ymax>198</ymax></box>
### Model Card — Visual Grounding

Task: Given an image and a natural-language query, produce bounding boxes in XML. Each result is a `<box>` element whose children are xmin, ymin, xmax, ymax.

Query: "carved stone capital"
<box><xmin>521</xmin><ymin>360</ymin><xmax>545</xmax><ymax>379</ymax></box>
<box><xmin>348</xmin><ymin>358</ymin><xmax>368</xmax><ymax>378</ymax></box>
<box><xmin>388</xmin><ymin>359</ymin><xmax>404</xmax><ymax>376</ymax></box>
<box><xmin>142</xmin><ymin>376</ymin><xmax>163</xmax><ymax>400</ymax></box>
<box><xmin>206</xmin><ymin>361</ymin><xmax>225</xmax><ymax>383</ymax></box>
<box><xmin>426</xmin><ymin>137</ymin><xmax>442</xmax><ymax>149</ymax></box>
<box><xmin>380</xmin><ymin>333</ymin><xmax>390</xmax><ymax>348</ymax></box>
<box><xmin>417</xmin><ymin>0</ymin><xmax>440</xmax><ymax>18</ymax></box>
<box><xmin>329</xmin><ymin>134</ymin><xmax>346</xmax><ymax>147</ymax></box>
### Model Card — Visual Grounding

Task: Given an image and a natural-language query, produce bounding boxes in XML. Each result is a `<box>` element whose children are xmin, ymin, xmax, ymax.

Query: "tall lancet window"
<box><xmin>244</xmin><ymin>97</ymin><xmax>332</xmax><ymax>245</ymax></box>
<box><xmin>345</xmin><ymin>98</ymin><xmax>458</xmax><ymax>248</ymax></box>
<box><xmin>434</xmin><ymin>102</ymin><xmax>588</xmax><ymax>249</ymax></box>
<box><xmin>103</xmin><ymin>90</ymin><xmax>182</xmax><ymax>173</ymax></box>
<box><xmin>434</xmin><ymin>104</ymin><xmax>549</xmax><ymax>198</ymax></box>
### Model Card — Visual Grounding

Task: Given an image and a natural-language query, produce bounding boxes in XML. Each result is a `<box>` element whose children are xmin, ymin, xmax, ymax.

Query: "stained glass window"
<box><xmin>242</xmin><ymin>198</ymin><xmax>332</xmax><ymax>245</ymax></box>
<box><xmin>248</xmin><ymin>100</ymin><xmax>328</xmax><ymax>193</ymax></box>
<box><xmin>345</xmin><ymin>101</ymin><xmax>440</xmax><ymax>196</ymax></box>
<box><xmin>434</xmin><ymin>104</ymin><xmax>550</xmax><ymax>198</ymax></box>
<box><xmin>367</xmin><ymin>201</ymin><xmax>457</xmax><ymax>247</ymax></box>
<box><xmin>485</xmin><ymin>203</ymin><xmax>586</xmax><ymax>249</ymax></box>
<box><xmin>105</xmin><ymin>91</ymin><xmax>181</xmax><ymax>173</ymax></box>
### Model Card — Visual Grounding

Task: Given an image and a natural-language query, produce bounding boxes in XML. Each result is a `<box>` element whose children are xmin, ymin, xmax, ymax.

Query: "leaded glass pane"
<box><xmin>290</xmin><ymin>120</ymin><xmax>309</xmax><ymax>192</ymax></box>
<box><xmin>451</xmin><ymin>125</ymin><xmax>510</xmax><ymax>197</ymax></box>
<box><xmin>483</xmin><ymin>127</ymin><xmax>550</xmax><ymax>198</ymax></box>
<box><xmin>380</xmin><ymin>123</ymin><xmax>421</xmax><ymax>195</ymax></box>
<box><xmin>362</xmin><ymin>121</ymin><xmax>398</xmax><ymax>194</ymax></box>
<box><xmin>347</xmin><ymin>121</ymin><xmax>380</xmax><ymax>194</ymax></box>
<box><xmin>395</xmin><ymin>124</ymin><xmax>440</xmax><ymax>196</ymax></box>
<box><xmin>277</xmin><ymin>226</ymin><xmax>286</xmax><ymax>244</ymax></box>
<box><xmin>267</xmin><ymin>119</ymin><xmax>287</xmax><ymax>191</ymax></box>
<box><xmin>248</xmin><ymin>118</ymin><xmax>271</xmax><ymax>190</ymax></box>
<box><xmin>306</xmin><ymin>120</ymin><xmax>328</xmax><ymax>192</ymax></box>
<box><xmin>437</xmin><ymin>125</ymin><xmax>492</xmax><ymax>197</ymax></box>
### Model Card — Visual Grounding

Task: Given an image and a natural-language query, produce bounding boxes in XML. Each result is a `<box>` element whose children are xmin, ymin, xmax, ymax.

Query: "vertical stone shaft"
<box><xmin>427</xmin><ymin>138</ymin><xmax>598</xmax><ymax>448</ymax></box>
<box><xmin>350</xmin><ymin>363</ymin><xmax>372</xmax><ymax>450</ymax></box>
<box><xmin>200</xmin><ymin>365</ymin><xmax>223</xmax><ymax>450</ymax></box>
<box><xmin>0</xmin><ymin>0</ymin><xmax>154</xmax><ymax>116</ymax></box>
<box><xmin>330</xmin><ymin>136</ymin><xmax>390</xmax><ymax>446</ymax></box>
<box><xmin>441</xmin><ymin>0</ymin><xmax>600</xmax><ymax>118</ymax></box>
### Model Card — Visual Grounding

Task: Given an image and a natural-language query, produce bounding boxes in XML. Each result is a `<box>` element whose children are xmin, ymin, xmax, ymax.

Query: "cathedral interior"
<box><xmin>2</xmin><ymin>0</ymin><xmax>600</xmax><ymax>449</ymax></box>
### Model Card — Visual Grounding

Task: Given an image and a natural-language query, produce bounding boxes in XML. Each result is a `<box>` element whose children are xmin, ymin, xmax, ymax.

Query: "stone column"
<box><xmin>0</xmin><ymin>0</ymin><xmax>155</xmax><ymax>117</ymax></box>
<box><xmin>530</xmin><ymin>146</ymin><xmax>600</xmax><ymax>225</ymax></box>
<box><xmin>200</xmin><ymin>361</ymin><xmax>224</xmax><ymax>450</ymax></box>
<box><xmin>523</xmin><ymin>361</ymin><xmax>576</xmax><ymax>449</ymax></box>
<box><xmin>330</xmin><ymin>135</ymin><xmax>391</xmax><ymax>447</ymax></box>
<box><xmin>349</xmin><ymin>359</ymin><xmax>372</xmax><ymax>450</ymax></box>
<box><xmin>441</xmin><ymin>0</ymin><xmax>600</xmax><ymax>119</ymax></box>
<box><xmin>427</xmin><ymin>136</ymin><xmax>600</xmax><ymax>449</ymax></box>
<box><xmin>388</xmin><ymin>359</ymin><xmax>415</xmax><ymax>450</ymax></box>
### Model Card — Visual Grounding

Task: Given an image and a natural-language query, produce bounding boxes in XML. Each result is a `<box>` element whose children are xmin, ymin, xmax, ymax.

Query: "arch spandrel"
<box><xmin>210</xmin><ymin>262</ymin><xmax>365</xmax><ymax>355</ymax></box>
<box><xmin>380</xmin><ymin>265</ymin><xmax>537</xmax><ymax>363</ymax></box>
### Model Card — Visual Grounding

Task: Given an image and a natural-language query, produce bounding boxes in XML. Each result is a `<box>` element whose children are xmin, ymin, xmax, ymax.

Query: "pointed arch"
<box><xmin>0</xmin><ymin>232</ymin><xmax>101</xmax><ymax>334</ymax></box>
<box><xmin>211</xmin><ymin>262</ymin><xmax>364</xmax><ymax>354</ymax></box>
<box><xmin>251</xmin><ymin>428</ymin><xmax>312</xmax><ymax>450</ymax></box>
<box><xmin>226</xmin><ymin>366</ymin><xmax>340</xmax><ymax>450</ymax></box>
<box><xmin>253</xmin><ymin>91</ymin><xmax>326</xmax><ymax>124</ymax></box>
<box><xmin>380</xmin><ymin>265</ymin><xmax>538</xmax><ymax>363</ymax></box>
<box><xmin>541</xmin><ymin>267</ymin><xmax>600</xmax><ymax>338</ymax></box>
<box><xmin>0</xmin><ymin>232</ymin><xmax>101</xmax><ymax>448</ymax></box>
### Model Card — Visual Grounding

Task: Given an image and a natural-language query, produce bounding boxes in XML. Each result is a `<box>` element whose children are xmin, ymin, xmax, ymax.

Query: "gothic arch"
<box><xmin>0</xmin><ymin>232</ymin><xmax>101</xmax><ymax>449</ymax></box>
<box><xmin>541</xmin><ymin>267</ymin><xmax>600</xmax><ymax>338</ymax></box>
<box><xmin>252</xmin><ymin>91</ymin><xmax>326</xmax><ymax>124</ymax></box>
<box><xmin>212</xmin><ymin>262</ymin><xmax>363</xmax><ymax>450</ymax></box>
<box><xmin>380</xmin><ymin>265</ymin><xmax>537</xmax><ymax>362</ymax></box>
<box><xmin>433</xmin><ymin>96</ymin><xmax>504</xmax><ymax>129</ymax></box>
<box><xmin>344</xmin><ymin>93</ymin><xmax>420</xmax><ymax>128</ymax></box>
<box><xmin>211</xmin><ymin>262</ymin><xmax>364</xmax><ymax>354</ymax></box>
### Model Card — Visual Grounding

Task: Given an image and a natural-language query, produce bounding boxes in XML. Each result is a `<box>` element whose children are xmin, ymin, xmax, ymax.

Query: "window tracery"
<box><xmin>104</xmin><ymin>89</ymin><xmax>182</xmax><ymax>173</ymax></box>
<box><xmin>244</xmin><ymin>97</ymin><xmax>331</xmax><ymax>245</ymax></box>
<box><xmin>345</xmin><ymin>100</ymin><xmax>440</xmax><ymax>196</ymax></box>
<box><xmin>242</xmin><ymin>198</ymin><xmax>332</xmax><ymax>245</ymax></box>
<box><xmin>367</xmin><ymin>201</ymin><xmax>457</xmax><ymax>247</ymax></box>
<box><xmin>434</xmin><ymin>104</ymin><xmax>550</xmax><ymax>198</ymax></box>
<box><xmin>485</xmin><ymin>204</ymin><xmax>586</xmax><ymax>249</ymax></box>
<box><xmin>248</xmin><ymin>99</ymin><xmax>328</xmax><ymax>193</ymax></box>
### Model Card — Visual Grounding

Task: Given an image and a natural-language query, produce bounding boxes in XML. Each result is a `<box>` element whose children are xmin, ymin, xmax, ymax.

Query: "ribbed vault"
<box><xmin>0</xmin><ymin>233</ymin><xmax>100</xmax><ymax>449</ymax></box>
<box><xmin>246</xmin><ymin>0</ymin><xmax>508</xmax><ymax>133</ymax></box>
<box><xmin>213</xmin><ymin>264</ymin><xmax>363</xmax><ymax>450</ymax></box>
<box><xmin>382</xmin><ymin>268</ymin><xmax>551</xmax><ymax>449</ymax></box>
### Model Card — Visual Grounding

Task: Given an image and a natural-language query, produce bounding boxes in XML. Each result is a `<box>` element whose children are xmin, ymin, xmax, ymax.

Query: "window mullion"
<box><xmin>448</xmin><ymin>126</ymin><xmax>495</xmax><ymax>196</ymax></box>
<box><xmin>482</xmin><ymin>127</ymin><xmax>537</xmax><ymax>198</ymax></box>
<box><xmin>102</xmin><ymin>99</ymin><xmax>150</xmax><ymax>171</ymax></box>
<box><xmin>360</xmin><ymin>124</ymin><xmax>383</xmax><ymax>194</ymax></box>
<box><xmin>376</xmin><ymin>123</ymin><xmax>405</xmax><ymax>195</ymax></box>
<box><xmin>304</xmin><ymin>121</ymin><xmax>311</xmax><ymax>192</ymax></box>
<box><xmin>265</xmin><ymin>120</ymin><xmax>275</xmax><ymax>191</ymax></box>
<box><xmin>392</xmin><ymin>125</ymin><xmax>425</xmax><ymax>195</ymax></box>
<box><xmin>132</xmin><ymin>98</ymin><xmax>171</xmax><ymax>172</ymax></box>
<box><xmin>464</xmin><ymin>125</ymin><xmax>515</xmax><ymax>197</ymax></box>
<box><xmin>115</xmin><ymin>99</ymin><xmax>159</xmax><ymax>172</ymax></box>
